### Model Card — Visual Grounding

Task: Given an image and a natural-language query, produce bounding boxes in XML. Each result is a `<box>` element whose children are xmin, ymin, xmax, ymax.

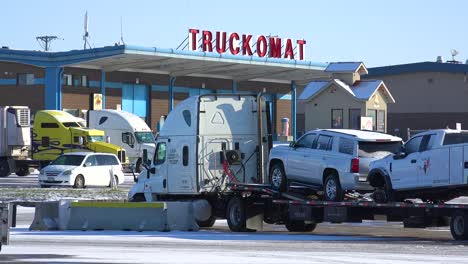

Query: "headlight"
<box><xmin>62</xmin><ymin>170</ymin><xmax>72</xmax><ymax>176</ymax></box>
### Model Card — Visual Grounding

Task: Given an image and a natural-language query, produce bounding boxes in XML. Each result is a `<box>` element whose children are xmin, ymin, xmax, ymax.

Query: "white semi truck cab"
<box><xmin>0</xmin><ymin>106</ymin><xmax>32</xmax><ymax>177</ymax></box>
<box><xmin>128</xmin><ymin>94</ymin><xmax>270</xmax><ymax>202</ymax></box>
<box><xmin>369</xmin><ymin>129</ymin><xmax>468</xmax><ymax>202</ymax></box>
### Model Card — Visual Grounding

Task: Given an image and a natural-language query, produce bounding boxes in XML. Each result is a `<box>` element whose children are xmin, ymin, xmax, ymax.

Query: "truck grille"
<box><xmin>16</xmin><ymin>109</ymin><xmax>30</xmax><ymax>127</ymax></box>
<box><xmin>118</xmin><ymin>150</ymin><xmax>126</xmax><ymax>163</ymax></box>
<box><xmin>46</xmin><ymin>171</ymin><xmax>60</xmax><ymax>177</ymax></box>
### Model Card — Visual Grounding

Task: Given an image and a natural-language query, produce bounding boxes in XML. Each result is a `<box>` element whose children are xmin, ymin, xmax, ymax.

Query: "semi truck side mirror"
<box><xmin>106</xmin><ymin>136</ymin><xmax>111</xmax><ymax>143</ymax></box>
<box><xmin>289</xmin><ymin>141</ymin><xmax>296</xmax><ymax>148</ymax></box>
<box><xmin>78</xmin><ymin>136</ymin><xmax>84</xmax><ymax>145</ymax></box>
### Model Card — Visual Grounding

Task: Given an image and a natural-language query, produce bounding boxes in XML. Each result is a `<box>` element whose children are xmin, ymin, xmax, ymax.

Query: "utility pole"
<box><xmin>36</xmin><ymin>36</ymin><xmax>58</xmax><ymax>51</ymax></box>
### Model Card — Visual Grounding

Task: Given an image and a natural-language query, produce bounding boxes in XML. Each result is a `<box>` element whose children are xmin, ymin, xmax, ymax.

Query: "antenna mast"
<box><xmin>83</xmin><ymin>11</ymin><xmax>90</xmax><ymax>49</ymax></box>
<box><xmin>120</xmin><ymin>16</ymin><xmax>125</xmax><ymax>45</ymax></box>
<box><xmin>36</xmin><ymin>36</ymin><xmax>58</xmax><ymax>51</ymax></box>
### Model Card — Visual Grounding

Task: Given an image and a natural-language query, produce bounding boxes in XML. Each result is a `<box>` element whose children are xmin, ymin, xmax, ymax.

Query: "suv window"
<box><xmin>339</xmin><ymin>137</ymin><xmax>354</xmax><ymax>155</ymax></box>
<box><xmin>316</xmin><ymin>135</ymin><xmax>332</xmax><ymax>151</ymax></box>
<box><xmin>294</xmin><ymin>133</ymin><xmax>316</xmax><ymax>148</ymax></box>
<box><xmin>358</xmin><ymin>141</ymin><xmax>402</xmax><ymax>158</ymax></box>
<box><xmin>405</xmin><ymin>136</ymin><xmax>423</xmax><ymax>154</ymax></box>
<box><xmin>154</xmin><ymin>142</ymin><xmax>167</xmax><ymax>165</ymax></box>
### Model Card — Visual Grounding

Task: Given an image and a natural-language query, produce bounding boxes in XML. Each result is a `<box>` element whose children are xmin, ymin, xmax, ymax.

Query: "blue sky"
<box><xmin>1</xmin><ymin>0</ymin><xmax>467</xmax><ymax>67</ymax></box>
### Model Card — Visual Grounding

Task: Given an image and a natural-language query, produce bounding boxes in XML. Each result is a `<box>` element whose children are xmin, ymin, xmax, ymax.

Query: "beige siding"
<box><xmin>365</xmin><ymin>89</ymin><xmax>389</xmax><ymax>132</ymax></box>
<box><xmin>303</xmin><ymin>84</ymin><xmax>365</xmax><ymax>131</ymax></box>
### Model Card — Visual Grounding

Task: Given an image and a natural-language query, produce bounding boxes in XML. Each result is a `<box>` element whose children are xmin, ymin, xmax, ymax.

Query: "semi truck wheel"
<box><xmin>197</xmin><ymin>215</ymin><xmax>217</xmax><ymax>228</ymax></box>
<box><xmin>0</xmin><ymin>160</ymin><xmax>10</xmax><ymax>177</ymax></box>
<box><xmin>15</xmin><ymin>167</ymin><xmax>30</xmax><ymax>177</ymax></box>
<box><xmin>285</xmin><ymin>220</ymin><xmax>317</xmax><ymax>232</ymax></box>
<box><xmin>451</xmin><ymin>210</ymin><xmax>468</xmax><ymax>240</ymax></box>
<box><xmin>226</xmin><ymin>197</ymin><xmax>247</xmax><ymax>232</ymax></box>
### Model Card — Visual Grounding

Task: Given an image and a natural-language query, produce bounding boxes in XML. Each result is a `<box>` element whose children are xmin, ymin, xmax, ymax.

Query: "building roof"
<box><xmin>367</xmin><ymin>62</ymin><xmax>468</xmax><ymax>77</ymax></box>
<box><xmin>325</xmin><ymin>62</ymin><xmax>368</xmax><ymax>74</ymax></box>
<box><xmin>0</xmin><ymin>45</ymin><xmax>330</xmax><ymax>85</ymax></box>
<box><xmin>299</xmin><ymin>79</ymin><xmax>395</xmax><ymax>103</ymax></box>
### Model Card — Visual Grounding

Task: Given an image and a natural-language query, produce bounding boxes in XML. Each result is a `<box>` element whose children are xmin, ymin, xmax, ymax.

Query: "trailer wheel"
<box><xmin>226</xmin><ymin>197</ymin><xmax>248</xmax><ymax>232</ymax></box>
<box><xmin>270</xmin><ymin>163</ymin><xmax>287</xmax><ymax>192</ymax></box>
<box><xmin>0</xmin><ymin>160</ymin><xmax>10</xmax><ymax>177</ymax></box>
<box><xmin>15</xmin><ymin>167</ymin><xmax>30</xmax><ymax>177</ymax></box>
<box><xmin>285</xmin><ymin>220</ymin><xmax>317</xmax><ymax>232</ymax></box>
<box><xmin>197</xmin><ymin>215</ymin><xmax>217</xmax><ymax>228</ymax></box>
<box><xmin>323</xmin><ymin>173</ymin><xmax>343</xmax><ymax>201</ymax></box>
<box><xmin>451</xmin><ymin>210</ymin><xmax>468</xmax><ymax>240</ymax></box>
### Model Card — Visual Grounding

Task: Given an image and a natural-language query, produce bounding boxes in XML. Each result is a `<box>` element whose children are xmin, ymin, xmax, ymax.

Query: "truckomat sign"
<box><xmin>188</xmin><ymin>29</ymin><xmax>306</xmax><ymax>61</ymax></box>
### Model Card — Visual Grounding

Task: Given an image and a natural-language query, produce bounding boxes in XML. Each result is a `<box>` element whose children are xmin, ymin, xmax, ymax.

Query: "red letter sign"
<box><xmin>242</xmin><ymin>34</ymin><xmax>253</xmax><ymax>56</ymax></box>
<box><xmin>202</xmin><ymin>30</ymin><xmax>213</xmax><ymax>52</ymax></box>
<box><xmin>296</xmin><ymin>39</ymin><xmax>306</xmax><ymax>60</ymax></box>
<box><xmin>189</xmin><ymin>29</ymin><xmax>199</xmax><ymax>51</ymax></box>
<box><xmin>216</xmin><ymin>31</ymin><xmax>227</xmax><ymax>53</ymax></box>
<box><xmin>229</xmin><ymin>33</ymin><xmax>240</xmax><ymax>55</ymax></box>
<box><xmin>256</xmin><ymin>36</ymin><xmax>267</xmax><ymax>57</ymax></box>
<box><xmin>284</xmin><ymin>39</ymin><xmax>294</xmax><ymax>60</ymax></box>
<box><xmin>269</xmin><ymin>37</ymin><xmax>282</xmax><ymax>58</ymax></box>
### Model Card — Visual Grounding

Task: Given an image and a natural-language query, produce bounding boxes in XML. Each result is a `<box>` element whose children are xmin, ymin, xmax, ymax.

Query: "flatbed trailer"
<box><xmin>219</xmin><ymin>183</ymin><xmax>468</xmax><ymax>240</ymax></box>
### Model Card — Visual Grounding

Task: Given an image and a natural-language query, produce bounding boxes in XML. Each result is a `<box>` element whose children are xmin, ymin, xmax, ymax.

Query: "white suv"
<box><xmin>38</xmin><ymin>152</ymin><xmax>125</xmax><ymax>188</ymax></box>
<box><xmin>268</xmin><ymin>129</ymin><xmax>402</xmax><ymax>201</ymax></box>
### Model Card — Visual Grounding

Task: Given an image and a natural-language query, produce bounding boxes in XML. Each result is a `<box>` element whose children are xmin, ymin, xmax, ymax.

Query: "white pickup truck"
<box><xmin>368</xmin><ymin>129</ymin><xmax>468</xmax><ymax>202</ymax></box>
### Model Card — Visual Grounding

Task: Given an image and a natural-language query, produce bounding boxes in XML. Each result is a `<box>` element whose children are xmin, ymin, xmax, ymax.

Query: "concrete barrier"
<box><xmin>30</xmin><ymin>201</ymin><xmax>60</xmax><ymax>231</ymax></box>
<box><xmin>58</xmin><ymin>200</ymin><xmax>199</xmax><ymax>231</ymax></box>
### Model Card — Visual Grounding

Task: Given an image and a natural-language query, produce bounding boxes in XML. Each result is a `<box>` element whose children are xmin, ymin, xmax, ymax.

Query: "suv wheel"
<box><xmin>324</xmin><ymin>173</ymin><xmax>344</xmax><ymax>201</ymax></box>
<box><xmin>270</xmin><ymin>163</ymin><xmax>287</xmax><ymax>192</ymax></box>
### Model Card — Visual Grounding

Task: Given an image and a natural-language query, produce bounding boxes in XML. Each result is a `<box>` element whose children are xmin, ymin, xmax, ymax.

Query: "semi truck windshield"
<box><xmin>135</xmin><ymin>132</ymin><xmax>155</xmax><ymax>143</ymax></box>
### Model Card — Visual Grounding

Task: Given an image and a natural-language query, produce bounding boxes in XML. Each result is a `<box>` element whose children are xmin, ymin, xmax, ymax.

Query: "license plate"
<box><xmin>47</xmin><ymin>177</ymin><xmax>54</xmax><ymax>181</ymax></box>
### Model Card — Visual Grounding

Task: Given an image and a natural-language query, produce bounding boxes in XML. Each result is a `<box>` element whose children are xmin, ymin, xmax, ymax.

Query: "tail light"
<box><xmin>351</xmin><ymin>158</ymin><xmax>359</xmax><ymax>173</ymax></box>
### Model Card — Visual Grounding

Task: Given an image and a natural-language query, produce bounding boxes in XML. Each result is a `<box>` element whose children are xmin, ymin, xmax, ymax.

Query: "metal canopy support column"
<box><xmin>291</xmin><ymin>81</ymin><xmax>297</xmax><ymax>141</ymax></box>
<box><xmin>271</xmin><ymin>94</ymin><xmax>277</xmax><ymax>140</ymax></box>
<box><xmin>45</xmin><ymin>66</ymin><xmax>63</xmax><ymax>110</ymax></box>
<box><xmin>169</xmin><ymin>76</ymin><xmax>176</xmax><ymax>112</ymax></box>
<box><xmin>232</xmin><ymin>81</ymin><xmax>238</xmax><ymax>93</ymax></box>
<box><xmin>100</xmin><ymin>70</ymin><xmax>106</xmax><ymax>109</ymax></box>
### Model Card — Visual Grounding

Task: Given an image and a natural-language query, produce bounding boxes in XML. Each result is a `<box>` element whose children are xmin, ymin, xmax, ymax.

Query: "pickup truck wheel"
<box><xmin>15</xmin><ymin>167</ymin><xmax>30</xmax><ymax>177</ymax></box>
<box><xmin>270</xmin><ymin>163</ymin><xmax>287</xmax><ymax>192</ymax></box>
<box><xmin>285</xmin><ymin>220</ymin><xmax>317</xmax><ymax>232</ymax></box>
<box><xmin>73</xmin><ymin>175</ymin><xmax>85</xmax><ymax>189</ymax></box>
<box><xmin>0</xmin><ymin>160</ymin><xmax>10</xmax><ymax>177</ymax></box>
<box><xmin>324</xmin><ymin>173</ymin><xmax>344</xmax><ymax>201</ymax></box>
<box><xmin>226</xmin><ymin>197</ymin><xmax>247</xmax><ymax>232</ymax></box>
<box><xmin>451</xmin><ymin>210</ymin><xmax>468</xmax><ymax>240</ymax></box>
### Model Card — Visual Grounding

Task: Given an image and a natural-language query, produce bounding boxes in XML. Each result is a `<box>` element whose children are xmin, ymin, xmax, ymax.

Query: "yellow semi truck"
<box><xmin>32</xmin><ymin>110</ymin><xmax>127</xmax><ymax>167</ymax></box>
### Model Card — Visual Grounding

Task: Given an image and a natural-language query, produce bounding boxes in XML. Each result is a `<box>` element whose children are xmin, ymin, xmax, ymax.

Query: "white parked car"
<box><xmin>38</xmin><ymin>152</ymin><xmax>125</xmax><ymax>188</ymax></box>
<box><xmin>368</xmin><ymin>129</ymin><xmax>468</xmax><ymax>202</ymax></box>
<box><xmin>268</xmin><ymin>129</ymin><xmax>402</xmax><ymax>201</ymax></box>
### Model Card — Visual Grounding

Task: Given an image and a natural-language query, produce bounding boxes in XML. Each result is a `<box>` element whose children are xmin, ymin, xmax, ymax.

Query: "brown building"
<box><xmin>365</xmin><ymin>61</ymin><xmax>468</xmax><ymax>139</ymax></box>
<box><xmin>0</xmin><ymin>45</ymin><xmax>329</xmax><ymax>137</ymax></box>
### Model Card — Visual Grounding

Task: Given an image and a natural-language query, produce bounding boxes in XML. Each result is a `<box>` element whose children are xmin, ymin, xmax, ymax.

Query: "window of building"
<box><xmin>17</xmin><ymin>73</ymin><xmax>34</xmax><ymax>85</ymax></box>
<box><xmin>349</xmin><ymin>109</ymin><xmax>361</xmax><ymax>130</ymax></box>
<box><xmin>331</xmin><ymin>109</ymin><xmax>343</xmax><ymax>129</ymax></box>
<box><xmin>63</xmin><ymin>74</ymin><xmax>72</xmax><ymax>86</ymax></box>
<box><xmin>367</xmin><ymin>109</ymin><xmax>377</xmax><ymax>131</ymax></box>
<box><xmin>377</xmin><ymin>110</ymin><xmax>385</xmax><ymax>132</ymax></box>
<box><xmin>81</xmin><ymin>75</ymin><xmax>89</xmax><ymax>87</ymax></box>
<box><xmin>72</xmin><ymin>75</ymin><xmax>81</xmax><ymax>87</ymax></box>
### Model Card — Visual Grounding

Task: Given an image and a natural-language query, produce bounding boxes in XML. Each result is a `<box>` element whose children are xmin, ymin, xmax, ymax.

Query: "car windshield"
<box><xmin>51</xmin><ymin>155</ymin><xmax>85</xmax><ymax>166</ymax></box>
<box><xmin>135</xmin><ymin>132</ymin><xmax>155</xmax><ymax>143</ymax></box>
<box><xmin>62</xmin><ymin>122</ymin><xmax>81</xmax><ymax>127</ymax></box>
<box><xmin>358</xmin><ymin>141</ymin><xmax>402</xmax><ymax>158</ymax></box>
<box><xmin>87</xmin><ymin>136</ymin><xmax>105</xmax><ymax>142</ymax></box>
